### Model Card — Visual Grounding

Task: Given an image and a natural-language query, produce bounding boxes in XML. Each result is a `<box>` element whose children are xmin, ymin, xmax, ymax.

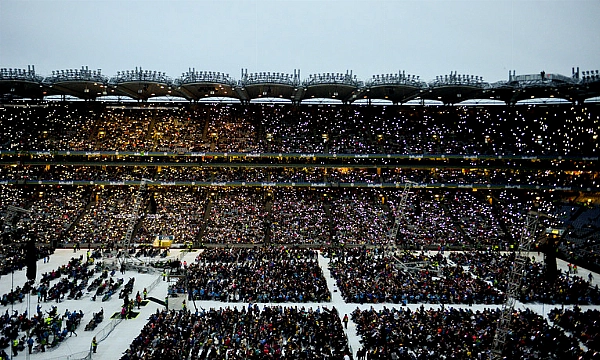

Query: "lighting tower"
<box><xmin>492</xmin><ymin>210</ymin><xmax>547</xmax><ymax>358</ymax></box>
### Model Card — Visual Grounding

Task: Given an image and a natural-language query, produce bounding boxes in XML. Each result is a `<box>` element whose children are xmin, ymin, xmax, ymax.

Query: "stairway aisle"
<box><xmin>318</xmin><ymin>251</ymin><xmax>362</xmax><ymax>358</ymax></box>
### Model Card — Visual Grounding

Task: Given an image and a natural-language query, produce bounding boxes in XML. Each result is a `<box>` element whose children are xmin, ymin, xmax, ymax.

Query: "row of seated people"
<box><xmin>1</xmin><ymin>103</ymin><xmax>598</xmax><ymax>155</ymax></box>
<box><xmin>0</xmin><ymin>247</ymin><xmax>91</xmax><ymax>306</ymax></box>
<box><xmin>0</xmin><ymin>306</ymin><xmax>83</xmax><ymax>355</ymax></box>
<box><xmin>449</xmin><ymin>250</ymin><xmax>600</xmax><ymax>304</ymax></box>
<box><xmin>179</xmin><ymin>247</ymin><xmax>330</xmax><ymax>303</ymax></box>
<box><xmin>3</xmin><ymin>165</ymin><xmax>596</xmax><ymax>194</ymax></box>
<box><xmin>549</xmin><ymin>305</ymin><xmax>600</xmax><ymax>352</ymax></box>
<box><xmin>0</xmin><ymin>243</ymin><xmax>54</xmax><ymax>276</ymax></box>
<box><xmin>134</xmin><ymin>188</ymin><xmax>205</xmax><ymax>245</ymax></box>
<box><xmin>1</xmin><ymin>185</ymin><xmax>596</xmax><ymax>248</ymax></box>
<box><xmin>352</xmin><ymin>306</ymin><xmax>597</xmax><ymax>359</ymax></box>
<box><xmin>328</xmin><ymin>247</ymin><xmax>600</xmax><ymax>305</ymax></box>
<box><xmin>328</xmin><ymin>248</ymin><xmax>503</xmax><ymax>305</ymax></box>
<box><xmin>30</xmin><ymin>307</ymin><xmax>84</xmax><ymax>352</ymax></box>
<box><xmin>67</xmin><ymin>187</ymin><xmax>147</xmax><ymax>245</ymax></box>
<box><xmin>121</xmin><ymin>305</ymin><xmax>351</xmax><ymax>360</ymax></box>
<box><xmin>2</xmin><ymin>183</ymin><xmax>599</xmax><ymax>270</ymax></box>
<box><xmin>34</xmin><ymin>255</ymin><xmax>95</xmax><ymax>303</ymax></box>
<box><xmin>203</xmin><ymin>188</ymin><xmax>266</xmax><ymax>244</ymax></box>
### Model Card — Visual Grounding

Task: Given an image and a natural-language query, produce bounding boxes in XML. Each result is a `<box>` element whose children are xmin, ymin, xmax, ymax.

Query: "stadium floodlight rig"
<box><xmin>179</xmin><ymin>69</ymin><xmax>234</xmax><ymax>85</ymax></box>
<box><xmin>240</xmin><ymin>69</ymin><xmax>300</xmax><ymax>87</ymax></box>
<box><xmin>46</xmin><ymin>66</ymin><xmax>106</xmax><ymax>83</ymax></box>
<box><xmin>303</xmin><ymin>71</ymin><xmax>362</xmax><ymax>87</ymax></box>
<box><xmin>431</xmin><ymin>72</ymin><xmax>486</xmax><ymax>87</ymax></box>
<box><xmin>112</xmin><ymin>67</ymin><xmax>170</xmax><ymax>84</ymax></box>
<box><xmin>367</xmin><ymin>71</ymin><xmax>424</xmax><ymax>87</ymax></box>
<box><xmin>492</xmin><ymin>210</ymin><xmax>548</xmax><ymax>359</ymax></box>
<box><xmin>0</xmin><ymin>65</ymin><xmax>43</xmax><ymax>82</ymax></box>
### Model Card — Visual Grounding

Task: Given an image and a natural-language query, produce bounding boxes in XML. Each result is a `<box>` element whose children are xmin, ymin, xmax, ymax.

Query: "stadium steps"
<box><xmin>569</xmin><ymin>206</ymin><xmax>587</xmax><ymax>223</ymax></box>
<box><xmin>64</xmin><ymin>191</ymin><xmax>95</xmax><ymax>240</ymax></box>
<box><xmin>87</xmin><ymin>115</ymin><xmax>101</xmax><ymax>145</ymax></box>
<box><xmin>263</xmin><ymin>197</ymin><xmax>273</xmax><ymax>243</ymax></box>
<box><xmin>201</xmin><ymin>116</ymin><xmax>209</xmax><ymax>142</ymax></box>
<box><xmin>581</xmin><ymin>227</ymin><xmax>600</xmax><ymax>242</ymax></box>
<box><xmin>441</xmin><ymin>200</ymin><xmax>471</xmax><ymax>243</ymax></box>
<box><xmin>196</xmin><ymin>198</ymin><xmax>213</xmax><ymax>243</ymax></box>
<box><xmin>323</xmin><ymin>199</ymin><xmax>334</xmax><ymax>243</ymax></box>
<box><xmin>129</xmin><ymin>200</ymin><xmax>151</xmax><ymax>244</ymax></box>
<box><xmin>145</xmin><ymin>115</ymin><xmax>157</xmax><ymax>142</ymax></box>
<box><xmin>489</xmin><ymin>196</ymin><xmax>511</xmax><ymax>242</ymax></box>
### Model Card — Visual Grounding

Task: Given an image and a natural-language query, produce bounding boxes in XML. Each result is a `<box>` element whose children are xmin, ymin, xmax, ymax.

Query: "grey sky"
<box><xmin>1</xmin><ymin>0</ymin><xmax>599</xmax><ymax>83</ymax></box>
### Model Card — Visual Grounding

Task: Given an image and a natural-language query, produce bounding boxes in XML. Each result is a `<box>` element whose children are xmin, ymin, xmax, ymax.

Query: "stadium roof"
<box><xmin>1</xmin><ymin>65</ymin><xmax>599</xmax><ymax>104</ymax></box>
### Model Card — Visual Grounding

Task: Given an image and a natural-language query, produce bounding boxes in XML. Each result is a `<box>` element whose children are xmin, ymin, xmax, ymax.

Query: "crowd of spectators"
<box><xmin>1</xmin><ymin>102</ymin><xmax>599</xmax><ymax>269</ymax></box>
<box><xmin>134</xmin><ymin>188</ymin><xmax>206</xmax><ymax>244</ymax></box>
<box><xmin>392</xmin><ymin>190</ymin><xmax>466</xmax><ymax>248</ymax></box>
<box><xmin>0</xmin><ymin>102</ymin><xmax>99</xmax><ymax>151</ymax></box>
<box><xmin>328</xmin><ymin>247</ymin><xmax>503</xmax><ymax>305</ymax></box>
<box><xmin>0</xmin><ymin>237</ymin><xmax>55</xmax><ymax>274</ymax></box>
<box><xmin>12</xmin><ymin>186</ymin><xmax>90</xmax><ymax>243</ymax></box>
<box><xmin>151</xmin><ymin>107</ymin><xmax>209</xmax><ymax>152</ymax></box>
<box><xmin>69</xmin><ymin>187</ymin><xmax>146</xmax><ymax>245</ymax></box>
<box><xmin>351</xmin><ymin>305</ymin><xmax>593</xmax><ymax>359</ymax></box>
<box><xmin>0</xmin><ymin>305</ymin><xmax>84</xmax><ymax>356</ymax></box>
<box><xmin>1</xmin><ymin>103</ymin><xmax>598</xmax><ymax>155</ymax></box>
<box><xmin>0</xmin><ymin>180</ymin><xmax>597</xmax><ymax>258</ymax></box>
<box><xmin>448</xmin><ymin>250</ymin><xmax>600</xmax><ymax>304</ymax></box>
<box><xmin>93</xmin><ymin>110</ymin><xmax>153</xmax><ymax>151</ymax></box>
<box><xmin>549</xmin><ymin>305</ymin><xmax>600</xmax><ymax>352</ymax></box>
<box><xmin>1</xmin><ymin>165</ymin><xmax>596</xmax><ymax>192</ymax></box>
<box><xmin>269</xmin><ymin>189</ymin><xmax>329</xmax><ymax>244</ymax></box>
<box><xmin>328</xmin><ymin>246</ymin><xmax>600</xmax><ymax>306</ymax></box>
<box><xmin>208</xmin><ymin>107</ymin><xmax>260</xmax><ymax>153</ymax></box>
<box><xmin>203</xmin><ymin>189</ymin><xmax>266</xmax><ymax>244</ymax></box>
<box><xmin>9</xmin><ymin>165</ymin><xmax>156</xmax><ymax>183</ymax></box>
<box><xmin>330</xmin><ymin>190</ymin><xmax>391</xmax><ymax>245</ymax></box>
<box><xmin>121</xmin><ymin>305</ymin><xmax>351</xmax><ymax>360</ymax></box>
<box><xmin>181</xmin><ymin>247</ymin><xmax>330</xmax><ymax>303</ymax></box>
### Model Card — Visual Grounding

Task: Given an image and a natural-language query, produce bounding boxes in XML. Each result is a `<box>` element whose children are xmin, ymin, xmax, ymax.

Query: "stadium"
<box><xmin>0</xmin><ymin>64</ymin><xmax>600</xmax><ymax>360</ymax></box>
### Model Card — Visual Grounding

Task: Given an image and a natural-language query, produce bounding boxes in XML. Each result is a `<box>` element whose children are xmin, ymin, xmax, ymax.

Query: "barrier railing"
<box><xmin>95</xmin><ymin>317</ymin><xmax>123</xmax><ymax>342</ymax></box>
<box><xmin>42</xmin><ymin>349</ymin><xmax>92</xmax><ymax>360</ymax></box>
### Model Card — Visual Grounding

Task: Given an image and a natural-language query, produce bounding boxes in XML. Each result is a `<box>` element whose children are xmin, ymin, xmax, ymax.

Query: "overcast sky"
<box><xmin>1</xmin><ymin>0</ymin><xmax>599</xmax><ymax>83</ymax></box>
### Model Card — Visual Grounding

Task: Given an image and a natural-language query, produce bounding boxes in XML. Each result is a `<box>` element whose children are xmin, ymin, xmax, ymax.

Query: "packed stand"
<box><xmin>390</xmin><ymin>190</ymin><xmax>466</xmax><ymax>248</ymax></box>
<box><xmin>184</xmin><ymin>247</ymin><xmax>330</xmax><ymax>303</ymax></box>
<box><xmin>549</xmin><ymin>305</ymin><xmax>600</xmax><ymax>352</ymax></box>
<box><xmin>327</xmin><ymin>247</ymin><xmax>503</xmax><ymax>305</ymax></box>
<box><xmin>330</xmin><ymin>189</ymin><xmax>391</xmax><ymax>245</ymax></box>
<box><xmin>121</xmin><ymin>305</ymin><xmax>351</xmax><ymax>360</ymax></box>
<box><xmin>0</xmin><ymin>103</ymin><xmax>598</xmax><ymax>155</ymax></box>
<box><xmin>14</xmin><ymin>186</ymin><xmax>89</xmax><ymax>244</ymax></box>
<box><xmin>203</xmin><ymin>188</ymin><xmax>266</xmax><ymax>244</ymax></box>
<box><xmin>448</xmin><ymin>250</ymin><xmax>600</xmax><ymax>304</ymax></box>
<box><xmin>269</xmin><ymin>189</ymin><xmax>330</xmax><ymax>244</ymax></box>
<box><xmin>151</xmin><ymin>107</ymin><xmax>208</xmax><ymax>152</ymax></box>
<box><xmin>135</xmin><ymin>188</ymin><xmax>206</xmax><ymax>244</ymax></box>
<box><xmin>0</xmin><ymin>103</ymin><xmax>99</xmax><ymax>151</ymax></box>
<box><xmin>351</xmin><ymin>306</ymin><xmax>592</xmax><ymax>359</ymax></box>
<box><xmin>69</xmin><ymin>187</ymin><xmax>147</xmax><ymax>245</ymax></box>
